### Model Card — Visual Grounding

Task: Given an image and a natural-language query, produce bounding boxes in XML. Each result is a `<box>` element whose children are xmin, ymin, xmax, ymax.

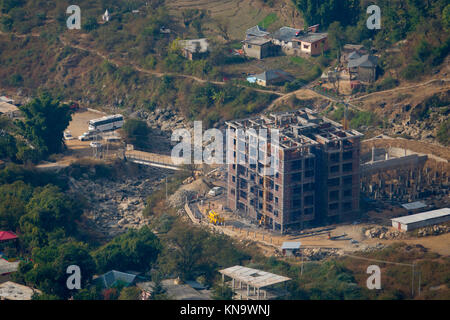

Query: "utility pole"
<box><xmin>418</xmin><ymin>271</ymin><xmax>421</xmax><ymax>297</ymax></box>
<box><xmin>301</xmin><ymin>248</ymin><xmax>304</xmax><ymax>276</ymax></box>
<box><xmin>411</xmin><ymin>263</ymin><xmax>415</xmax><ymax>298</ymax></box>
<box><xmin>165</xmin><ymin>177</ymin><xmax>168</xmax><ymax>200</ymax></box>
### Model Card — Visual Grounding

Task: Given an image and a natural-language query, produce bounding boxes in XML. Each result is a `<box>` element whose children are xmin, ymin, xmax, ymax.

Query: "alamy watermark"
<box><xmin>66</xmin><ymin>5</ymin><xmax>81</xmax><ymax>30</ymax></box>
<box><xmin>367</xmin><ymin>5</ymin><xmax>381</xmax><ymax>30</ymax></box>
<box><xmin>366</xmin><ymin>265</ymin><xmax>381</xmax><ymax>289</ymax></box>
<box><xmin>171</xmin><ymin>121</ymin><xmax>280</xmax><ymax>176</ymax></box>
<box><xmin>66</xmin><ymin>265</ymin><xmax>81</xmax><ymax>290</ymax></box>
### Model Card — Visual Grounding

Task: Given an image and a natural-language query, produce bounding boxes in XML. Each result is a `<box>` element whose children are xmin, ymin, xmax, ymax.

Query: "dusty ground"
<box><xmin>37</xmin><ymin>110</ymin><xmax>123</xmax><ymax>169</ymax></box>
<box><xmin>362</xmin><ymin>137</ymin><xmax>450</xmax><ymax>162</ymax></box>
<box><xmin>194</xmin><ymin>193</ymin><xmax>450</xmax><ymax>258</ymax></box>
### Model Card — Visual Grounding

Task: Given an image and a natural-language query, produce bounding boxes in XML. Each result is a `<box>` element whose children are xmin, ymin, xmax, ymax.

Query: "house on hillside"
<box><xmin>102</xmin><ymin>10</ymin><xmax>110</xmax><ymax>22</ymax></box>
<box><xmin>250</xmin><ymin>69</ymin><xmax>294</xmax><ymax>87</ymax></box>
<box><xmin>0</xmin><ymin>282</ymin><xmax>41</xmax><ymax>300</ymax></box>
<box><xmin>271</xmin><ymin>26</ymin><xmax>328</xmax><ymax>56</ymax></box>
<box><xmin>246</xmin><ymin>25</ymin><xmax>270</xmax><ymax>39</ymax></box>
<box><xmin>348</xmin><ymin>54</ymin><xmax>378</xmax><ymax>83</ymax></box>
<box><xmin>341</xmin><ymin>44</ymin><xmax>368</xmax><ymax>64</ymax></box>
<box><xmin>291</xmin><ymin>32</ymin><xmax>328</xmax><ymax>56</ymax></box>
<box><xmin>243</xmin><ymin>37</ymin><xmax>278</xmax><ymax>59</ymax></box>
<box><xmin>181</xmin><ymin>39</ymin><xmax>209</xmax><ymax>60</ymax></box>
<box><xmin>0</xmin><ymin>102</ymin><xmax>19</xmax><ymax>118</ymax></box>
<box><xmin>94</xmin><ymin>270</ymin><xmax>137</xmax><ymax>289</ymax></box>
<box><xmin>242</xmin><ymin>26</ymin><xmax>277</xmax><ymax>59</ymax></box>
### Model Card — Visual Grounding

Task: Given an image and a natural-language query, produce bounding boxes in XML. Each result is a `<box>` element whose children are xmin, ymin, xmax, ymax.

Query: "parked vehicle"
<box><xmin>90</xmin><ymin>141</ymin><xmax>102</xmax><ymax>148</ymax></box>
<box><xmin>208</xmin><ymin>186</ymin><xmax>223</xmax><ymax>197</ymax></box>
<box><xmin>88</xmin><ymin>114</ymin><xmax>124</xmax><ymax>132</ymax></box>
<box><xmin>78</xmin><ymin>132</ymin><xmax>93</xmax><ymax>141</ymax></box>
<box><xmin>64</xmin><ymin>131</ymin><xmax>74</xmax><ymax>140</ymax></box>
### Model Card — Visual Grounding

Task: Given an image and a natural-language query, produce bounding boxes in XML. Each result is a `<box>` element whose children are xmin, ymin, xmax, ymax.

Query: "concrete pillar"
<box><xmin>247</xmin><ymin>284</ymin><xmax>250</xmax><ymax>297</ymax></box>
<box><xmin>371</xmin><ymin>146</ymin><xmax>375</xmax><ymax>162</ymax></box>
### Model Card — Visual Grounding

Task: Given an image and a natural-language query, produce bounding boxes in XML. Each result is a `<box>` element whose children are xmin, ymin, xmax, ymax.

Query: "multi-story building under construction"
<box><xmin>226</xmin><ymin>109</ymin><xmax>363</xmax><ymax>233</ymax></box>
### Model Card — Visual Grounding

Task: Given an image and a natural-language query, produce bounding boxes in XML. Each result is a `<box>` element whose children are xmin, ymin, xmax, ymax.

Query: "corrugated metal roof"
<box><xmin>281</xmin><ymin>241</ymin><xmax>301</xmax><ymax>250</ymax></box>
<box><xmin>254</xmin><ymin>69</ymin><xmax>294</xmax><ymax>82</ymax></box>
<box><xmin>391</xmin><ymin>208</ymin><xmax>450</xmax><ymax>225</ymax></box>
<box><xmin>219</xmin><ymin>266</ymin><xmax>291</xmax><ymax>289</ymax></box>
<box><xmin>272</xmin><ymin>27</ymin><xmax>301</xmax><ymax>42</ymax></box>
<box><xmin>348</xmin><ymin>54</ymin><xmax>378</xmax><ymax>68</ymax></box>
<box><xmin>246</xmin><ymin>25</ymin><xmax>270</xmax><ymax>38</ymax></box>
<box><xmin>401</xmin><ymin>201</ymin><xmax>427</xmax><ymax>211</ymax></box>
<box><xmin>0</xmin><ymin>102</ymin><xmax>19</xmax><ymax>114</ymax></box>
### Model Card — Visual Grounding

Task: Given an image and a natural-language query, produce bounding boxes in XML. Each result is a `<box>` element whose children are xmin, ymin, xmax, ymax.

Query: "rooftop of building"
<box><xmin>246</xmin><ymin>25</ymin><xmax>270</xmax><ymax>38</ymax></box>
<box><xmin>94</xmin><ymin>270</ymin><xmax>137</xmax><ymax>288</ymax></box>
<box><xmin>254</xmin><ymin>69</ymin><xmax>294</xmax><ymax>82</ymax></box>
<box><xmin>392</xmin><ymin>208</ymin><xmax>450</xmax><ymax>225</ymax></box>
<box><xmin>226</xmin><ymin>109</ymin><xmax>363</xmax><ymax>150</ymax></box>
<box><xmin>0</xmin><ymin>102</ymin><xmax>19</xmax><ymax>114</ymax></box>
<box><xmin>243</xmin><ymin>36</ymin><xmax>272</xmax><ymax>45</ymax></box>
<box><xmin>271</xmin><ymin>26</ymin><xmax>327</xmax><ymax>43</ymax></box>
<box><xmin>219</xmin><ymin>265</ymin><xmax>291</xmax><ymax>289</ymax></box>
<box><xmin>181</xmin><ymin>38</ymin><xmax>209</xmax><ymax>53</ymax></box>
<box><xmin>0</xmin><ymin>281</ymin><xmax>40</xmax><ymax>300</ymax></box>
<box><xmin>348</xmin><ymin>54</ymin><xmax>378</xmax><ymax>68</ymax></box>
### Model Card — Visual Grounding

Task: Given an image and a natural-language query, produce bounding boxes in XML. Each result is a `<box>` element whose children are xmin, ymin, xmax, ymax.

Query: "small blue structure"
<box><xmin>281</xmin><ymin>241</ymin><xmax>301</xmax><ymax>257</ymax></box>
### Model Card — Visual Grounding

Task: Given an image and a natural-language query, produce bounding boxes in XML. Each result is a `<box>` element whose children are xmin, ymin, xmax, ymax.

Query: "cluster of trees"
<box><xmin>0</xmin><ymin>165</ymin><xmax>79</xmax><ymax>246</ymax></box>
<box><xmin>122</xmin><ymin>119</ymin><xmax>151</xmax><ymax>150</ymax></box>
<box><xmin>0</xmin><ymin>92</ymin><xmax>72</xmax><ymax>164</ymax></box>
<box><xmin>292</xmin><ymin>0</ymin><xmax>360</xmax><ymax>29</ymax></box>
<box><xmin>321</xmin><ymin>0</ymin><xmax>450</xmax><ymax>80</ymax></box>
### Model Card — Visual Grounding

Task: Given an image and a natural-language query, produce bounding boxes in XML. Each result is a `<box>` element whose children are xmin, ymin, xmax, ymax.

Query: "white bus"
<box><xmin>88</xmin><ymin>114</ymin><xmax>124</xmax><ymax>132</ymax></box>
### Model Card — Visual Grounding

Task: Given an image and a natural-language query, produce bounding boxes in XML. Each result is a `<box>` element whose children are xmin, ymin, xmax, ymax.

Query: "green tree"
<box><xmin>0</xmin><ymin>181</ymin><xmax>33</xmax><ymax>230</ymax></box>
<box><xmin>211</xmin><ymin>282</ymin><xmax>233</xmax><ymax>300</ymax></box>
<box><xmin>17</xmin><ymin>92</ymin><xmax>72</xmax><ymax>158</ymax></box>
<box><xmin>119</xmin><ymin>286</ymin><xmax>142</xmax><ymax>300</ymax></box>
<box><xmin>0</xmin><ymin>132</ymin><xmax>18</xmax><ymax>161</ymax></box>
<box><xmin>19</xmin><ymin>184</ymin><xmax>83</xmax><ymax>248</ymax></box>
<box><xmin>93</xmin><ymin>226</ymin><xmax>161</xmax><ymax>273</ymax></box>
<box><xmin>437</xmin><ymin>119</ymin><xmax>450</xmax><ymax>146</ymax></box>
<box><xmin>16</xmin><ymin>241</ymin><xmax>96</xmax><ymax>299</ymax></box>
<box><xmin>160</xmin><ymin>223</ymin><xmax>209</xmax><ymax>281</ymax></box>
<box><xmin>0</xmin><ymin>0</ymin><xmax>25</xmax><ymax>13</ymax></box>
<box><xmin>443</xmin><ymin>4</ymin><xmax>450</xmax><ymax>30</ymax></box>
<box><xmin>122</xmin><ymin>119</ymin><xmax>151</xmax><ymax>150</ymax></box>
<box><xmin>83</xmin><ymin>16</ymin><xmax>99</xmax><ymax>31</ymax></box>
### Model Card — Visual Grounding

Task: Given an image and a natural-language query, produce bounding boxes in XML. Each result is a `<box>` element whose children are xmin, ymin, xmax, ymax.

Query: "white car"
<box><xmin>90</xmin><ymin>141</ymin><xmax>102</xmax><ymax>148</ymax></box>
<box><xmin>208</xmin><ymin>186</ymin><xmax>223</xmax><ymax>197</ymax></box>
<box><xmin>64</xmin><ymin>131</ymin><xmax>74</xmax><ymax>140</ymax></box>
<box><xmin>78</xmin><ymin>132</ymin><xmax>92</xmax><ymax>141</ymax></box>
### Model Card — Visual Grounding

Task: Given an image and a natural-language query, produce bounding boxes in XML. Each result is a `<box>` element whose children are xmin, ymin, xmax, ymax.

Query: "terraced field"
<box><xmin>165</xmin><ymin>0</ymin><xmax>303</xmax><ymax>40</ymax></box>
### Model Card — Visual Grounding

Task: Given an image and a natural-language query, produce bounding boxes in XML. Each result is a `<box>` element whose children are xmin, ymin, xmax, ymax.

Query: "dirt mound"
<box><xmin>168</xmin><ymin>178</ymin><xmax>211</xmax><ymax>207</ymax></box>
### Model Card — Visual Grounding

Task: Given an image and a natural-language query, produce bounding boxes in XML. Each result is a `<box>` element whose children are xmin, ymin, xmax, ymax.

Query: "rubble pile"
<box><xmin>302</xmin><ymin>248</ymin><xmax>344</xmax><ymax>261</ymax></box>
<box><xmin>364</xmin><ymin>226</ymin><xmax>403</xmax><ymax>240</ymax></box>
<box><xmin>417</xmin><ymin>224</ymin><xmax>450</xmax><ymax>237</ymax></box>
<box><xmin>69</xmin><ymin>173</ymin><xmax>166</xmax><ymax>238</ymax></box>
<box><xmin>168</xmin><ymin>189</ymin><xmax>197</xmax><ymax>208</ymax></box>
<box><xmin>132</xmin><ymin>108</ymin><xmax>187</xmax><ymax>132</ymax></box>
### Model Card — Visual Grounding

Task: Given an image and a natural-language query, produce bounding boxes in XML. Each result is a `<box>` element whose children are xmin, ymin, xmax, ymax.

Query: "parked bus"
<box><xmin>88</xmin><ymin>114</ymin><xmax>124</xmax><ymax>132</ymax></box>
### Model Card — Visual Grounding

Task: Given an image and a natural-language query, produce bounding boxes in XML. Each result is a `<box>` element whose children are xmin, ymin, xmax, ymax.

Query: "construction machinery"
<box><xmin>208</xmin><ymin>210</ymin><xmax>224</xmax><ymax>225</ymax></box>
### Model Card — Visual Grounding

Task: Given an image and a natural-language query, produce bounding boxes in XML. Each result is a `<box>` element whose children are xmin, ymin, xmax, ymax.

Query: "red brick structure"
<box><xmin>226</xmin><ymin>109</ymin><xmax>362</xmax><ymax>233</ymax></box>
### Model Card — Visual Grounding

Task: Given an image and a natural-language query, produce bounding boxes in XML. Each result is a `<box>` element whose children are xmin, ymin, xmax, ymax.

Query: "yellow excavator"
<box><xmin>208</xmin><ymin>210</ymin><xmax>225</xmax><ymax>225</ymax></box>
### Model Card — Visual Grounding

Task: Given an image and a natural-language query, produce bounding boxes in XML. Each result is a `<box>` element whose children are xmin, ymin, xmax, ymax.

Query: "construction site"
<box><xmin>225</xmin><ymin>109</ymin><xmax>363</xmax><ymax>233</ymax></box>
